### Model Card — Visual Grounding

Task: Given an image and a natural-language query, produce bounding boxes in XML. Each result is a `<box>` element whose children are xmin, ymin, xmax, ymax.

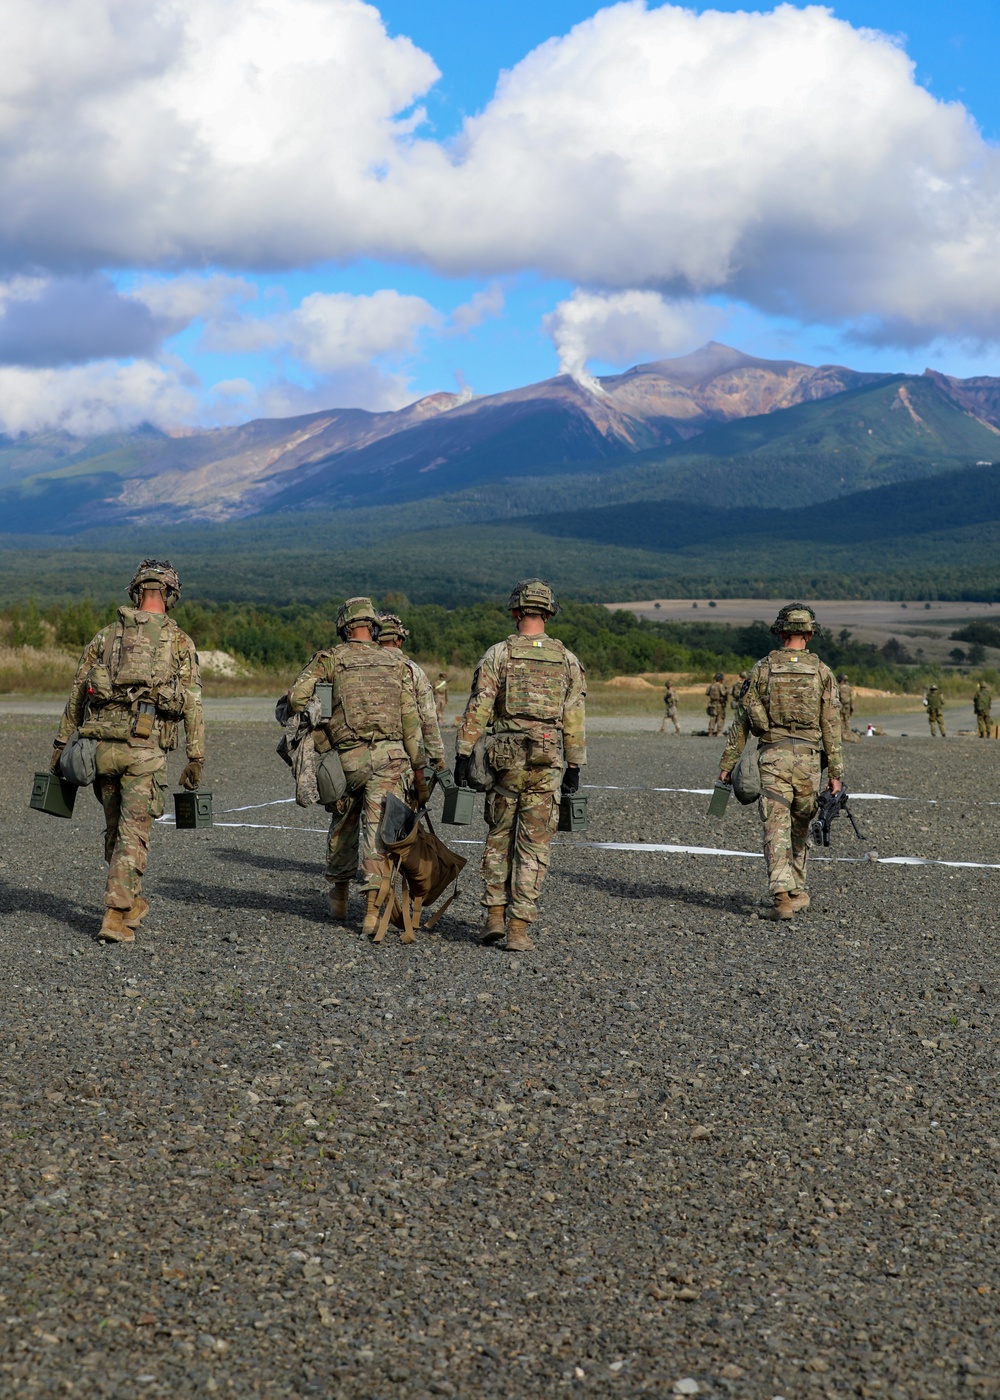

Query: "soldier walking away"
<box><xmin>434</xmin><ymin>673</ymin><xmax>449</xmax><ymax>723</ymax></box>
<box><xmin>837</xmin><ymin>673</ymin><xmax>859</xmax><ymax>743</ymax></box>
<box><xmin>706</xmin><ymin>673</ymin><xmax>727</xmax><ymax>737</ymax></box>
<box><xmin>50</xmin><ymin>559</ymin><xmax>205</xmax><ymax>943</ymax></box>
<box><xmin>925</xmin><ymin>685</ymin><xmax>946</xmax><ymax>737</ymax></box>
<box><xmin>658</xmin><ymin>681</ymin><xmax>681</xmax><ymax>733</ymax></box>
<box><xmin>718</xmin><ymin>604</ymin><xmax>843</xmax><ymax>922</ymax></box>
<box><xmin>974</xmin><ymin>680</ymin><xmax>992</xmax><ymax>738</ymax></box>
<box><xmin>730</xmin><ymin>672</ymin><xmax>747</xmax><ymax>716</ymax></box>
<box><xmin>378</xmin><ymin>614</ymin><xmax>447</xmax><ymax>773</ymax></box>
<box><xmin>287</xmin><ymin>599</ymin><xmax>423</xmax><ymax>936</ymax></box>
<box><xmin>454</xmin><ymin>579</ymin><xmax>586</xmax><ymax>952</ymax></box>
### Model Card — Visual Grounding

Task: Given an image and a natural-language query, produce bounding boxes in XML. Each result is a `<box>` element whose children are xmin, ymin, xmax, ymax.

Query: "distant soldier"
<box><xmin>837</xmin><ymin>673</ymin><xmax>859</xmax><ymax>743</ymax></box>
<box><xmin>50</xmin><ymin>559</ymin><xmax>204</xmax><ymax>943</ymax></box>
<box><xmin>378</xmin><ymin>613</ymin><xmax>446</xmax><ymax>772</ymax></box>
<box><xmin>974</xmin><ymin>680</ymin><xmax>992</xmax><ymax>738</ymax></box>
<box><xmin>730</xmin><ymin>672</ymin><xmax>747</xmax><ymax>715</ymax></box>
<box><xmin>455</xmin><ymin>579</ymin><xmax>586</xmax><ymax>952</ymax></box>
<box><xmin>658</xmin><ymin>681</ymin><xmax>681</xmax><ymax>734</ymax></box>
<box><xmin>706</xmin><ymin>672</ymin><xmax>727</xmax><ymax>738</ymax></box>
<box><xmin>925</xmin><ymin>685</ymin><xmax>946</xmax><ymax>737</ymax></box>
<box><xmin>434</xmin><ymin>673</ymin><xmax>449</xmax><ymax>723</ymax></box>
<box><xmin>719</xmin><ymin>604</ymin><xmax>843</xmax><ymax>921</ymax></box>
<box><xmin>287</xmin><ymin>598</ymin><xmax>423</xmax><ymax>935</ymax></box>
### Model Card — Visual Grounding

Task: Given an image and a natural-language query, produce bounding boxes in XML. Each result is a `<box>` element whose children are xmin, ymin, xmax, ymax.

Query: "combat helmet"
<box><xmin>714</xmin><ymin>672</ymin><xmax>724</xmax><ymax>681</ymax></box>
<box><xmin>336</xmin><ymin>597</ymin><xmax>381</xmax><ymax>640</ymax></box>
<box><xmin>770</xmin><ymin>602</ymin><xmax>817</xmax><ymax>636</ymax></box>
<box><xmin>378</xmin><ymin>612</ymin><xmax>408</xmax><ymax>644</ymax></box>
<box><xmin>128</xmin><ymin>558</ymin><xmax>181</xmax><ymax>610</ymax></box>
<box><xmin>508</xmin><ymin>578</ymin><xmax>558</xmax><ymax>617</ymax></box>
<box><xmin>837</xmin><ymin>673</ymin><xmax>848</xmax><ymax>683</ymax></box>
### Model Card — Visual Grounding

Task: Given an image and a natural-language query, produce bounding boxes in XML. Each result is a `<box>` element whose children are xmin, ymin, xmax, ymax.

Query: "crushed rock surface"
<box><xmin>1</xmin><ymin>717</ymin><xmax>998</xmax><ymax>1398</ymax></box>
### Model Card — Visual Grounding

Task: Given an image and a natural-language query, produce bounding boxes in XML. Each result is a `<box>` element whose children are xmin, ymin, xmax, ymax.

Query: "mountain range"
<box><xmin>4</xmin><ymin>341</ymin><xmax>1000</xmax><ymax>535</ymax></box>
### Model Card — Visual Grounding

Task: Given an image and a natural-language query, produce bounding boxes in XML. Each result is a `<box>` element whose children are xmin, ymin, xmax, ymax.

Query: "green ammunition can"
<box><xmin>441</xmin><ymin>787</ymin><xmax>476</xmax><ymax>825</ymax></box>
<box><xmin>174</xmin><ymin>791</ymin><xmax>214</xmax><ymax>829</ymax></box>
<box><xmin>558</xmin><ymin>794</ymin><xmax>588</xmax><ymax>832</ymax></box>
<box><xmin>315</xmin><ymin>682</ymin><xmax>334</xmax><ymax>719</ymax></box>
<box><xmin>707</xmin><ymin>782</ymin><xmax>732</xmax><ymax>818</ymax></box>
<box><xmin>29</xmin><ymin>770</ymin><xmax>78</xmax><ymax>819</ymax></box>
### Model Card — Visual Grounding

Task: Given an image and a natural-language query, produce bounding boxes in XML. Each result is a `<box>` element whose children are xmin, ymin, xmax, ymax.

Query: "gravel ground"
<box><xmin>1</xmin><ymin>717</ymin><xmax>998</xmax><ymax>1399</ymax></box>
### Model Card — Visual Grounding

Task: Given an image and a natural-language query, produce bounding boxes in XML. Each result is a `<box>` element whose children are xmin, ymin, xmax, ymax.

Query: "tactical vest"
<box><xmin>503</xmin><ymin>634</ymin><xmax>570</xmax><ymax>726</ymax></box>
<box><xmin>81</xmin><ymin>608</ymin><xmax>186</xmax><ymax>744</ymax></box>
<box><xmin>746</xmin><ymin>649</ymin><xmax>825</xmax><ymax>744</ymax></box>
<box><xmin>324</xmin><ymin>643</ymin><xmax>405</xmax><ymax>748</ymax></box>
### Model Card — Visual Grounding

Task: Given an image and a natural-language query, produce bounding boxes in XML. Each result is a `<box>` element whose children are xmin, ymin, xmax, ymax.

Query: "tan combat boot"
<box><xmin>123</xmin><ymin>896</ymin><xmax>149</xmax><ymax>929</ymax></box>
<box><xmin>761</xmin><ymin>892</ymin><xmax>795</xmax><ymax>921</ymax></box>
<box><xmin>328</xmin><ymin>882</ymin><xmax>350</xmax><ymax>922</ymax></box>
<box><xmin>481</xmin><ymin>906</ymin><xmax>506</xmax><ymax>946</ymax></box>
<box><xmin>505</xmin><ymin>917</ymin><xmax>535</xmax><ymax>952</ymax></box>
<box><xmin>99</xmin><ymin>908</ymin><xmax>135</xmax><ymax>943</ymax></box>
<box><xmin>786</xmin><ymin>890</ymin><xmax>810</xmax><ymax>913</ymax></box>
<box><xmin>361</xmin><ymin>890</ymin><xmax>380</xmax><ymax>938</ymax></box>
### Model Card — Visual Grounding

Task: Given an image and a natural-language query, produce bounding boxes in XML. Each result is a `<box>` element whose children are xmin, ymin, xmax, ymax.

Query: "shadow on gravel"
<box><xmin>157</xmin><ymin>876</ymin><xmax>322</xmax><ymax>922</ymax></box>
<box><xmin>214</xmin><ymin>849</ymin><xmax>318</xmax><ymax>878</ymax></box>
<box><xmin>559</xmin><ymin>869</ymin><xmax>757</xmax><ymax>916</ymax></box>
<box><xmin>0</xmin><ymin>878</ymin><xmax>98</xmax><ymax>940</ymax></box>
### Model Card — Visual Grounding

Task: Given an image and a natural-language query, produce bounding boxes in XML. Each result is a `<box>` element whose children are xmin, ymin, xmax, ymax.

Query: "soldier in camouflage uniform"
<box><xmin>377</xmin><ymin>614</ymin><xmax>447</xmax><ymax>771</ymax></box>
<box><xmin>51</xmin><ymin>559</ymin><xmax>204</xmax><ymax>943</ymax></box>
<box><xmin>658</xmin><ymin>681</ymin><xmax>680</xmax><ymax>733</ymax></box>
<box><xmin>925</xmin><ymin>685</ymin><xmax>946</xmax><ymax>737</ymax></box>
<box><xmin>719</xmin><ymin>604</ymin><xmax>843</xmax><ymax>921</ymax></box>
<box><xmin>973</xmin><ymin>680</ymin><xmax>992</xmax><ymax>738</ymax></box>
<box><xmin>706</xmin><ymin>673</ymin><xmax>727</xmax><ymax>737</ymax></box>
<box><xmin>730</xmin><ymin>672</ymin><xmax>747</xmax><ymax>715</ymax></box>
<box><xmin>837</xmin><ymin>674</ymin><xmax>859</xmax><ymax>743</ymax></box>
<box><xmin>455</xmin><ymin>579</ymin><xmax>586</xmax><ymax>952</ymax></box>
<box><xmin>434</xmin><ymin>673</ymin><xmax>449</xmax><ymax>724</ymax></box>
<box><xmin>288</xmin><ymin>598</ymin><xmax>423</xmax><ymax>936</ymax></box>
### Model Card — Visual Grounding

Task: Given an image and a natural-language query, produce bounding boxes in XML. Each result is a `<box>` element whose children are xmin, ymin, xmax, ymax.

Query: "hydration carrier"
<box><xmin>504</xmin><ymin>634</ymin><xmax>568</xmax><ymax>724</ymax></box>
<box><xmin>761</xmin><ymin>651</ymin><xmax>823</xmax><ymax>739</ymax></box>
<box><xmin>331</xmin><ymin>645</ymin><xmax>404</xmax><ymax>745</ymax></box>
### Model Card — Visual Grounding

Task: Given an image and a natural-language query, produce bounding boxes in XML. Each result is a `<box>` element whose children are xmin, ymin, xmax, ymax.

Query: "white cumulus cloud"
<box><xmin>0</xmin><ymin>360</ymin><xmax>197</xmax><ymax>435</ymax></box>
<box><xmin>544</xmin><ymin>290</ymin><xmax>723</xmax><ymax>388</ymax></box>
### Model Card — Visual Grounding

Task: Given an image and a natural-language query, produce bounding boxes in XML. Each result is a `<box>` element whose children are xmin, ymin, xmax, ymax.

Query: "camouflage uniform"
<box><xmin>289</xmin><ymin>640</ymin><xmax>422</xmax><ymax>892</ymax></box>
<box><xmin>721</xmin><ymin>645</ymin><xmax>843</xmax><ymax>900</ymax></box>
<box><xmin>457</xmin><ymin>634</ymin><xmax>586</xmax><ymax>924</ymax></box>
<box><xmin>658</xmin><ymin>682</ymin><xmax>680</xmax><ymax>733</ymax></box>
<box><xmin>838</xmin><ymin>677</ymin><xmax>859</xmax><ymax>743</ymax></box>
<box><xmin>926</xmin><ymin>687</ymin><xmax>946</xmax><ymax>737</ymax></box>
<box><xmin>974</xmin><ymin>682</ymin><xmax>992</xmax><ymax>738</ymax></box>
<box><xmin>706</xmin><ymin>678</ymin><xmax>727</xmax><ymax>737</ymax></box>
<box><xmin>405</xmin><ymin>658</ymin><xmax>445</xmax><ymax>768</ymax></box>
<box><xmin>56</xmin><ymin>606</ymin><xmax>204</xmax><ymax>913</ymax></box>
<box><xmin>434</xmin><ymin>675</ymin><xmax>449</xmax><ymax>723</ymax></box>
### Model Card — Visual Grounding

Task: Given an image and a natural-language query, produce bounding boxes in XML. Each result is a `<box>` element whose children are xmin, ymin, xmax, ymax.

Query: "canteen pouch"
<box><xmin>316</xmin><ymin>749</ymin><xmax>348</xmax><ymax>805</ymax></box>
<box><xmin>58</xmin><ymin>731</ymin><xmax>98</xmax><ymax>787</ymax></box>
<box><xmin>707</xmin><ymin>782</ymin><xmax>732</xmax><ymax>819</ymax></box>
<box><xmin>731</xmin><ymin>739</ymin><xmax>761</xmax><ymax>805</ymax></box>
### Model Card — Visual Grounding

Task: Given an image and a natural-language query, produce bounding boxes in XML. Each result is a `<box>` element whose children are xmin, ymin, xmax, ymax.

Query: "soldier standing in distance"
<box><xmin>925</xmin><ymin>685</ymin><xmax>946</xmax><ymax>737</ymax></box>
<box><xmin>973</xmin><ymin>679</ymin><xmax>992</xmax><ymax>738</ymax></box>
<box><xmin>287</xmin><ymin>598</ymin><xmax>423</xmax><ymax>936</ymax></box>
<box><xmin>837</xmin><ymin>673</ymin><xmax>859</xmax><ymax>743</ymax></box>
<box><xmin>706</xmin><ymin>672</ymin><xmax>727</xmax><ymax>737</ymax></box>
<box><xmin>434</xmin><ymin>673</ymin><xmax>449</xmax><ymax>724</ymax></box>
<box><xmin>51</xmin><ymin>559</ymin><xmax>204</xmax><ymax>943</ymax></box>
<box><xmin>377</xmin><ymin>613</ymin><xmax>447</xmax><ymax>774</ymax></box>
<box><xmin>454</xmin><ymin>579</ymin><xmax>586</xmax><ymax>952</ymax></box>
<box><xmin>658</xmin><ymin>680</ymin><xmax>681</xmax><ymax>734</ymax></box>
<box><xmin>718</xmin><ymin>604</ymin><xmax>843</xmax><ymax>921</ymax></box>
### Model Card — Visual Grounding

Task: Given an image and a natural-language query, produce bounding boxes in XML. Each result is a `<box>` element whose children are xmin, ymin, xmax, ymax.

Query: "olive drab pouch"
<box><xmin>58</xmin><ymin>731</ymin><xmax>98</xmax><ymax>786</ymax></box>
<box><xmin>154</xmin><ymin>677</ymin><xmax>187</xmax><ymax>720</ymax></box>
<box><xmin>763</xmin><ymin>652</ymin><xmax>823</xmax><ymax>733</ymax></box>
<box><xmin>731</xmin><ymin>738</ymin><xmax>761</xmax><ymax>805</ymax></box>
<box><xmin>526</xmin><ymin>729</ymin><xmax>562</xmax><ymax>767</ymax></box>
<box><xmin>504</xmin><ymin>635</ymin><xmax>568</xmax><ymax>723</ymax></box>
<box><xmin>467</xmin><ymin>735</ymin><xmax>495</xmax><ymax>792</ymax></box>
<box><xmin>316</xmin><ymin>749</ymin><xmax>348</xmax><ymax>805</ymax></box>
<box><xmin>334</xmin><ymin>647</ymin><xmax>404</xmax><ymax>743</ymax></box>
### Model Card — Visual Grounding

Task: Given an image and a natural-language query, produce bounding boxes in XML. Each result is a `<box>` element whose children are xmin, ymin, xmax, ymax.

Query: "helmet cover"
<box><xmin>378</xmin><ymin>612</ymin><xmax>408</xmax><ymax>644</ymax></box>
<box><xmin>770</xmin><ymin>603</ymin><xmax>817</xmax><ymax>635</ymax></box>
<box><xmin>508</xmin><ymin>578</ymin><xmax>558</xmax><ymax>617</ymax></box>
<box><xmin>128</xmin><ymin>558</ymin><xmax>181</xmax><ymax>610</ymax></box>
<box><xmin>336</xmin><ymin>597</ymin><xmax>381</xmax><ymax>638</ymax></box>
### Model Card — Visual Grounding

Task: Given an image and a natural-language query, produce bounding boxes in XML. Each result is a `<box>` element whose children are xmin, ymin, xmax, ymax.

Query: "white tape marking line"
<box><xmin>583</xmin><ymin>784</ymin><xmax>900</xmax><ymax>801</ymax></box>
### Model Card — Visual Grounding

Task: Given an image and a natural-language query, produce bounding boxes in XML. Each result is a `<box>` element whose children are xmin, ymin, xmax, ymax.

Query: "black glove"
<box><xmin>561</xmin><ymin>765</ymin><xmax>580</xmax><ymax>794</ymax></box>
<box><xmin>454</xmin><ymin>754</ymin><xmax>470</xmax><ymax>789</ymax></box>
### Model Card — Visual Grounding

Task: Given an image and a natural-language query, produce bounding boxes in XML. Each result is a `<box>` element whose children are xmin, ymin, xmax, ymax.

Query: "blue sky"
<box><xmin>3</xmin><ymin>0</ymin><xmax>1000</xmax><ymax>432</ymax></box>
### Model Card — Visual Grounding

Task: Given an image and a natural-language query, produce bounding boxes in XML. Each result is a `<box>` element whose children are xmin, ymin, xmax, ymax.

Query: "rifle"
<box><xmin>810</xmin><ymin>785</ymin><xmax>863</xmax><ymax>847</ymax></box>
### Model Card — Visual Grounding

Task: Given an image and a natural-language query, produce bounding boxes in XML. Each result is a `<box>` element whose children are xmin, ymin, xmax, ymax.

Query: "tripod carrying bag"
<box><xmin>373</xmin><ymin>794</ymin><xmax>468</xmax><ymax>943</ymax></box>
